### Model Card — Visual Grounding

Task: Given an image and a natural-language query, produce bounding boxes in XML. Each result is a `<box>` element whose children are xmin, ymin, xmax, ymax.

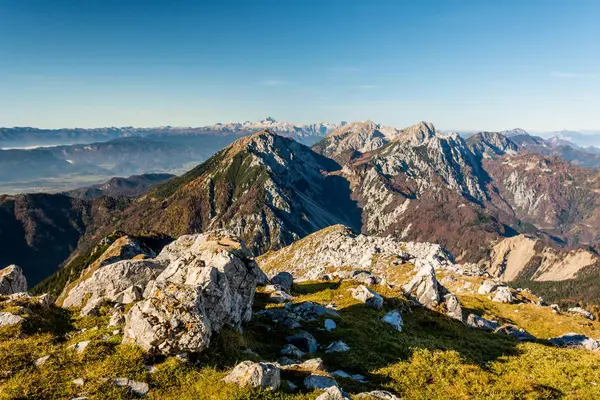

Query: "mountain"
<box><xmin>65</xmin><ymin>173</ymin><xmax>175</xmax><ymax>200</ymax></box>
<box><xmin>81</xmin><ymin>130</ymin><xmax>361</xmax><ymax>256</ymax></box>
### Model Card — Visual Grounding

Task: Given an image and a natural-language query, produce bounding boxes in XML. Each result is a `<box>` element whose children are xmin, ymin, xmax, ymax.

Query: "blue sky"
<box><xmin>0</xmin><ymin>0</ymin><xmax>599</xmax><ymax>131</ymax></box>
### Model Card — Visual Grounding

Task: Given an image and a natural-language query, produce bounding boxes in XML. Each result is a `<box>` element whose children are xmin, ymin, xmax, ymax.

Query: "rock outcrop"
<box><xmin>122</xmin><ymin>231</ymin><xmax>263</xmax><ymax>355</ymax></box>
<box><xmin>224</xmin><ymin>361</ymin><xmax>281</xmax><ymax>390</ymax></box>
<box><xmin>549</xmin><ymin>333</ymin><xmax>600</xmax><ymax>352</ymax></box>
<box><xmin>0</xmin><ymin>265</ymin><xmax>27</xmax><ymax>295</ymax></box>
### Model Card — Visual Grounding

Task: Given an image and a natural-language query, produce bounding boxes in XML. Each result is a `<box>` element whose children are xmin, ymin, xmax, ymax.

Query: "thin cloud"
<box><xmin>550</xmin><ymin>71</ymin><xmax>600</xmax><ymax>80</ymax></box>
<box><xmin>260</xmin><ymin>79</ymin><xmax>295</xmax><ymax>86</ymax></box>
<box><xmin>358</xmin><ymin>85</ymin><xmax>379</xmax><ymax>89</ymax></box>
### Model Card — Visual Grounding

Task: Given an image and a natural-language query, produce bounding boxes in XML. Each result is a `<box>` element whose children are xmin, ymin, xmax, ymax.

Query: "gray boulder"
<box><xmin>492</xmin><ymin>286</ymin><xmax>514</xmax><ymax>303</ymax></box>
<box><xmin>351</xmin><ymin>285</ymin><xmax>383</xmax><ymax>310</ymax></box>
<box><xmin>271</xmin><ymin>272</ymin><xmax>293</xmax><ymax>291</ymax></box>
<box><xmin>114</xmin><ymin>378</ymin><xmax>150</xmax><ymax>396</ymax></box>
<box><xmin>286</xmin><ymin>331</ymin><xmax>318</xmax><ymax>353</ymax></box>
<box><xmin>122</xmin><ymin>231</ymin><xmax>263</xmax><ymax>355</ymax></box>
<box><xmin>381</xmin><ymin>310</ymin><xmax>403</xmax><ymax>332</ymax></box>
<box><xmin>567</xmin><ymin>307</ymin><xmax>595</xmax><ymax>321</ymax></box>
<box><xmin>444</xmin><ymin>293</ymin><xmax>463</xmax><ymax>321</ymax></box>
<box><xmin>495</xmin><ymin>325</ymin><xmax>536</xmax><ymax>342</ymax></box>
<box><xmin>316</xmin><ymin>386</ymin><xmax>349</xmax><ymax>400</ymax></box>
<box><xmin>356</xmin><ymin>390</ymin><xmax>401</xmax><ymax>399</ymax></box>
<box><xmin>403</xmin><ymin>265</ymin><xmax>440</xmax><ymax>308</ymax></box>
<box><xmin>304</xmin><ymin>374</ymin><xmax>338</xmax><ymax>390</ymax></box>
<box><xmin>0</xmin><ymin>265</ymin><xmax>27</xmax><ymax>295</ymax></box>
<box><xmin>466</xmin><ymin>313</ymin><xmax>499</xmax><ymax>332</ymax></box>
<box><xmin>325</xmin><ymin>340</ymin><xmax>350</xmax><ymax>353</ymax></box>
<box><xmin>0</xmin><ymin>312</ymin><xmax>23</xmax><ymax>327</ymax></box>
<box><xmin>224</xmin><ymin>361</ymin><xmax>280</xmax><ymax>390</ymax></box>
<box><xmin>62</xmin><ymin>260</ymin><xmax>164</xmax><ymax>308</ymax></box>
<box><xmin>549</xmin><ymin>333</ymin><xmax>600</xmax><ymax>351</ymax></box>
<box><xmin>477</xmin><ymin>280</ymin><xmax>498</xmax><ymax>295</ymax></box>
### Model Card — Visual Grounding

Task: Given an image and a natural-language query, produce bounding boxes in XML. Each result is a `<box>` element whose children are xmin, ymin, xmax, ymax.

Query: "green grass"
<box><xmin>1</xmin><ymin>281</ymin><xmax>599</xmax><ymax>399</ymax></box>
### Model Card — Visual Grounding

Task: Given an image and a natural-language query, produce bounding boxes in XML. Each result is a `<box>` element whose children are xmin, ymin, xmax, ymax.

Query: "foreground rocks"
<box><xmin>549</xmin><ymin>333</ymin><xmax>600</xmax><ymax>351</ymax></box>
<box><xmin>122</xmin><ymin>231</ymin><xmax>264</xmax><ymax>354</ymax></box>
<box><xmin>224</xmin><ymin>361</ymin><xmax>281</xmax><ymax>390</ymax></box>
<box><xmin>0</xmin><ymin>265</ymin><xmax>27</xmax><ymax>295</ymax></box>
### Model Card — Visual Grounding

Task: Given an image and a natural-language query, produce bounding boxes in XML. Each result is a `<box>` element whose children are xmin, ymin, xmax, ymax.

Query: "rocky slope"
<box><xmin>65</xmin><ymin>173</ymin><xmax>175</xmax><ymax>200</ymax></box>
<box><xmin>93</xmin><ymin>130</ymin><xmax>361</xmax><ymax>256</ymax></box>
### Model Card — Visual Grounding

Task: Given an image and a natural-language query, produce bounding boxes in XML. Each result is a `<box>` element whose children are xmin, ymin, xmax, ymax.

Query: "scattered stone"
<box><xmin>67</xmin><ymin>340</ymin><xmax>90</xmax><ymax>354</ymax></box>
<box><xmin>381</xmin><ymin>310</ymin><xmax>403</xmax><ymax>332</ymax></box>
<box><xmin>144</xmin><ymin>365</ymin><xmax>157</xmax><ymax>374</ymax></box>
<box><xmin>80</xmin><ymin>298</ymin><xmax>104</xmax><ymax>317</ymax></box>
<box><xmin>316</xmin><ymin>385</ymin><xmax>349</xmax><ymax>400</ymax></box>
<box><xmin>269</xmin><ymin>290</ymin><xmax>293</xmax><ymax>303</ymax></box>
<box><xmin>492</xmin><ymin>286</ymin><xmax>514</xmax><ymax>303</ymax></box>
<box><xmin>286</xmin><ymin>331</ymin><xmax>318</xmax><ymax>353</ymax></box>
<box><xmin>466</xmin><ymin>314</ymin><xmax>498</xmax><ymax>332</ymax></box>
<box><xmin>325</xmin><ymin>341</ymin><xmax>350</xmax><ymax>353</ymax></box>
<box><xmin>0</xmin><ymin>312</ymin><xmax>23</xmax><ymax>327</ymax></box>
<box><xmin>304</xmin><ymin>374</ymin><xmax>338</xmax><ymax>390</ymax></box>
<box><xmin>114</xmin><ymin>378</ymin><xmax>150</xmax><ymax>396</ymax></box>
<box><xmin>403</xmin><ymin>265</ymin><xmax>440</xmax><ymax>308</ymax></box>
<box><xmin>300</xmin><ymin>358</ymin><xmax>326</xmax><ymax>372</ymax></box>
<box><xmin>444</xmin><ymin>293</ymin><xmax>463</xmax><ymax>321</ymax></box>
<box><xmin>324</xmin><ymin>318</ymin><xmax>337</xmax><ymax>331</ymax></box>
<box><xmin>281</xmin><ymin>344</ymin><xmax>305</xmax><ymax>359</ymax></box>
<box><xmin>567</xmin><ymin>307</ymin><xmax>595</xmax><ymax>321</ymax></box>
<box><xmin>34</xmin><ymin>355</ymin><xmax>50</xmax><ymax>367</ymax></box>
<box><xmin>224</xmin><ymin>361</ymin><xmax>281</xmax><ymax>390</ymax></box>
<box><xmin>355</xmin><ymin>390</ymin><xmax>401</xmax><ymax>399</ymax></box>
<box><xmin>549</xmin><ymin>333</ymin><xmax>600</xmax><ymax>352</ymax></box>
<box><xmin>351</xmin><ymin>285</ymin><xmax>383</xmax><ymax>310</ymax></box>
<box><xmin>283</xmin><ymin>380</ymin><xmax>298</xmax><ymax>391</ymax></box>
<box><xmin>0</xmin><ymin>265</ymin><xmax>27</xmax><ymax>295</ymax></box>
<box><xmin>495</xmin><ymin>325</ymin><xmax>536</xmax><ymax>342</ymax></box>
<box><xmin>271</xmin><ymin>272</ymin><xmax>293</xmax><ymax>291</ymax></box>
<box><xmin>112</xmin><ymin>329</ymin><xmax>121</xmax><ymax>335</ymax></box>
<box><xmin>351</xmin><ymin>270</ymin><xmax>379</xmax><ymax>286</ymax></box>
<box><xmin>37</xmin><ymin>293</ymin><xmax>54</xmax><ymax>308</ymax></box>
<box><xmin>113</xmin><ymin>285</ymin><xmax>143</xmax><ymax>304</ymax></box>
<box><xmin>550</xmin><ymin>304</ymin><xmax>561</xmax><ymax>314</ymax></box>
<box><xmin>72</xmin><ymin>378</ymin><xmax>85</xmax><ymax>386</ymax></box>
<box><xmin>477</xmin><ymin>280</ymin><xmax>498</xmax><ymax>295</ymax></box>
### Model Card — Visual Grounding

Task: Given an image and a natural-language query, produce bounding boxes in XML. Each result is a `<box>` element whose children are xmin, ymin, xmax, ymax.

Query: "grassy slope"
<box><xmin>1</xmin><ymin>279</ymin><xmax>599</xmax><ymax>400</ymax></box>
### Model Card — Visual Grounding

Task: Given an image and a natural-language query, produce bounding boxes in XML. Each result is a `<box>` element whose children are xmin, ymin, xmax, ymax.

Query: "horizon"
<box><xmin>1</xmin><ymin>1</ymin><xmax>599</xmax><ymax>131</ymax></box>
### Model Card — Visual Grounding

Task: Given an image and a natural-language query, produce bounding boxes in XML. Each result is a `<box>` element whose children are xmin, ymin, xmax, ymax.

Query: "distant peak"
<box><xmin>501</xmin><ymin>128</ymin><xmax>529</xmax><ymax>138</ymax></box>
<box><xmin>264</xmin><ymin>117</ymin><xmax>277</xmax><ymax>123</ymax></box>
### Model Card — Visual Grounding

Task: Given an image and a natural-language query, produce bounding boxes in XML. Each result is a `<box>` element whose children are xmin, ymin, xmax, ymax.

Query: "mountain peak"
<box><xmin>501</xmin><ymin>128</ymin><xmax>529</xmax><ymax>138</ymax></box>
<box><xmin>394</xmin><ymin>121</ymin><xmax>436</xmax><ymax>145</ymax></box>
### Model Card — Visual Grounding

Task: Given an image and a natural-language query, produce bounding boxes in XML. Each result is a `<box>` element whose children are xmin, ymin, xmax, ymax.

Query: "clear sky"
<box><xmin>0</xmin><ymin>0</ymin><xmax>599</xmax><ymax>131</ymax></box>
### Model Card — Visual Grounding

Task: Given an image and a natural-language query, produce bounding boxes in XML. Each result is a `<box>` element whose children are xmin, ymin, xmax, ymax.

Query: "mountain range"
<box><xmin>2</xmin><ymin>120</ymin><xmax>600</xmax><ymax>311</ymax></box>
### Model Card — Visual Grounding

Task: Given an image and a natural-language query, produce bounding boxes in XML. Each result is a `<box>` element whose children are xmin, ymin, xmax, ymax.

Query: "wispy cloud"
<box><xmin>260</xmin><ymin>79</ymin><xmax>295</xmax><ymax>86</ymax></box>
<box><xmin>550</xmin><ymin>71</ymin><xmax>600</xmax><ymax>80</ymax></box>
<box><xmin>357</xmin><ymin>85</ymin><xmax>379</xmax><ymax>89</ymax></box>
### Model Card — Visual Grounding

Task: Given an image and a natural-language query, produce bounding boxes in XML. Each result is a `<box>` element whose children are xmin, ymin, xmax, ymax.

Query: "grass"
<box><xmin>1</xmin><ymin>280</ymin><xmax>599</xmax><ymax>399</ymax></box>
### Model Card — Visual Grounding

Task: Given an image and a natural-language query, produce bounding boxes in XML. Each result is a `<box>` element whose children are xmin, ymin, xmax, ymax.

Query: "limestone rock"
<box><xmin>304</xmin><ymin>374</ymin><xmax>338</xmax><ymax>390</ymax></box>
<box><xmin>34</xmin><ymin>355</ymin><xmax>50</xmax><ymax>367</ymax></box>
<box><xmin>549</xmin><ymin>333</ymin><xmax>600</xmax><ymax>351</ymax></box>
<box><xmin>68</xmin><ymin>340</ymin><xmax>90</xmax><ymax>354</ymax></box>
<box><xmin>0</xmin><ymin>265</ymin><xmax>27</xmax><ymax>295</ymax></box>
<box><xmin>567</xmin><ymin>307</ymin><xmax>595</xmax><ymax>320</ymax></box>
<box><xmin>477</xmin><ymin>280</ymin><xmax>498</xmax><ymax>295</ymax></box>
<box><xmin>281</xmin><ymin>344</ymin><xmax>305</xmax><ymax>359</ymax></box>
<box><xmin>403</xmin><ymin>265</ymin><xmax>440</xmax><ymax>308</ymax></box>
<box><xmin>495</xmin><ymin>325</ymin><xmax>536</xmax><ymax>342</ymax></box>
<box><xmin>466</xmin><ymin>314</ymin><xmax>499</xmax><ymax>332</ymax></box>
<box><xmin>444</xmin><ymin>293</ymin><xmax>463</xmax><ymax>321</ymax></box>
<box><xmin>114</xmin><ymin>378</ymin><xmax>150</xmax><ymax>396</ymax></box>
<box><xmin>316</xmin><ymin>386</ymin><xmax>349</xmax><ymax>400</ymax></box>
<box><xmin>325</xmin><ymin>340</ymin><xmax>350</xmax><ymax>353</ymax></box>
<box><xmin>324</xmin><ymin>318</ymin><xmax>337</xmax><ymax>331</ymax></box>
<box><xmin>381</xmin><ymin>310</ymin><xmax>403</xmax><ymax>332</ymax></box>
<box><xmin>122</xmin><ymin>231</ymin><xmax>263</xmax><ymax>355</ymax></box>
<box><xmin>286</xmin><ymin>331</ymin><xmax>318</xmax><ymax>353</ymax></box>
<box><xmin>351</xmin><ymin>285</ymin><xmax>383</xmax><ymax>310</ymax></box>
<box><xmin>271</xmin><ymin>272</ymin><xmax>293</xmax><ymax>291</ymax></box>
<box><xmin>223</xmin><ymin>361</ymin><xmax>281</xmax><ymax>390</ymax></box>
<box><xmin>356</xmin><ymin>390</ymin><xmax>401</xmax><ymax>399</ymax></box>
<box><xmin>0</xmin><ymin>312</ymin><xmax>23</xmax><ymax>327</ymax></box>
<box><xmin>62</xmin><ymin>260</ymin><xmax>164</xmax><ymax>308</ymax></box>
<box><xmin>492</xmin><ymin>286</ymin><xmax>514</xmax><ymax>303</ymax></box>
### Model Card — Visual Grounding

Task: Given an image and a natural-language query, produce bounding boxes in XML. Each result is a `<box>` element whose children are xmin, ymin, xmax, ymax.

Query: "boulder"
<box><xmin>0</xmin><ymin>312</ymin><xmax>23</xmax><ymax>327</ymax></box>
<box><xmin>550</xmin><ymin>304</ymin><xmax>561</xmax><ymax>314</ymax></box>
<box><xmin>325</xmin><ymin>341</ymin><xmax>350</xmax><ymax>353</ymax></box>
<box><xmin>316</xmin><ymin>386</ymin><xmax>349</xmax><ymax>400</ymax></box>
<box><xmin>108</xmin><ymin>312</ymin><xmax>125</xmax><ymax>327</ymax></box>
<box><xmin>492</xmin><ymin>286</ymin><xmax>514</xmax><ymax>303</ymax></box>
<box><xmin>122</xmin><ymin>231</ymin><xmax>263</xmax><ymax>355</ymax></box>
<box><xmin>68</xmin><ymin>340</ymin><xmax>90</xmax><ymax>354</ymax></box>
<box><xmin>62</xmin><ymin>260</ymin><xmax>164</xmax><ymax>308</ymax></box>
<box><xmin>271</xmin><ymin>272</ymin><xmax>293</xmax><ymax>291</ymax></box>
<box><xmin>324</xmin><ymin>318</ymin><xmax>337</xmax><ymax>331</ymax></box>
<box><xmin>567</xmin><ymin>307</ymin><xmax>595</xmax><ymax>321</ymax></box>
<box><xmin>286</xmin><ymin>331</ymin><xmax>318</xmax><ymax>353</ymax></box>
<box><xmin>80</xmin><ymin>298</ymin><xmax>104</xmax><ymax>317</ymax></box>
<box><xmin>477</xmin><ymin>280</ymin><xmax>498</xmax><ymax>295</ymax></box>
<box><xmin>549</xmin><ymin>333</ymin><xmax>600</xmax><ymax>352</ymax></box>
<box><xmin>444</xmin><ymin>293</ymin><xmax>463</xmax><ymax>321</ymax></box>
<box><xmin>114</xmin><ymin>378</ymin><xmax>150</xmax><ymax>396</ymax></box>
<box><xmin>37</xmin><ymin>293</ymin><xmax>54</xmax><ymax>308</ymax></box>
<box><xmin>381</xmin><ymin>310</ymin><xmax>403</xmax><ymax>332</ymax></box>
<box><xmin>495</xmin><ymin>325</ymin><xmax>536</xmax><ymax>342</ymax></box>
<box><xmin>351</xmin><ymin>285</ymin><xmax>383</xmax><ymax>310</ymax></box>
<box><xmin>281</xmin><ymin>344</ymin><xmax>305</xmax><ymax>359</ymax></box>
<box><xmin>0</xmin><ymin>265</ymin><xmax>27</xmax><ymax>295</ymax></box>
<box><xmin>300</xmin><ymin>358</ymin><xmax>326</xmax><ymax>372</ymax></box>
<box><xmin>355</xmin><ymin>391</ymin><xmax>401</xmax><ymax>399</ymax></box>
<box><xmin>269</xmin><ymin>290</ymin><xmax>293</xmax><ymax>304</ymax></box>
<box><xmin>304</xmin><ymin>374</ymin><xmax>338</xmax><ymax>390</ymax></box>
<box><xmin>403</xmin><ymin>265</ymin><xmax>440</xmax><ymax>308</ymax></box>
<box><xmin>466</xmin><ymin>314</ymin><xmax>499</xmax><ymax>332</ymax></box>
<box><xmin>223</xmin><ymin>361</ymin><xmax>280</xmax><ymax>390</ymax></box>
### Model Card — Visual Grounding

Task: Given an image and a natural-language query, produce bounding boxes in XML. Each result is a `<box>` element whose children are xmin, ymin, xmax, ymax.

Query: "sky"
<box><xmin>0</xmin><ymin>0</ymin><xmax>599</xmax><ymax>131</ymax></box>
